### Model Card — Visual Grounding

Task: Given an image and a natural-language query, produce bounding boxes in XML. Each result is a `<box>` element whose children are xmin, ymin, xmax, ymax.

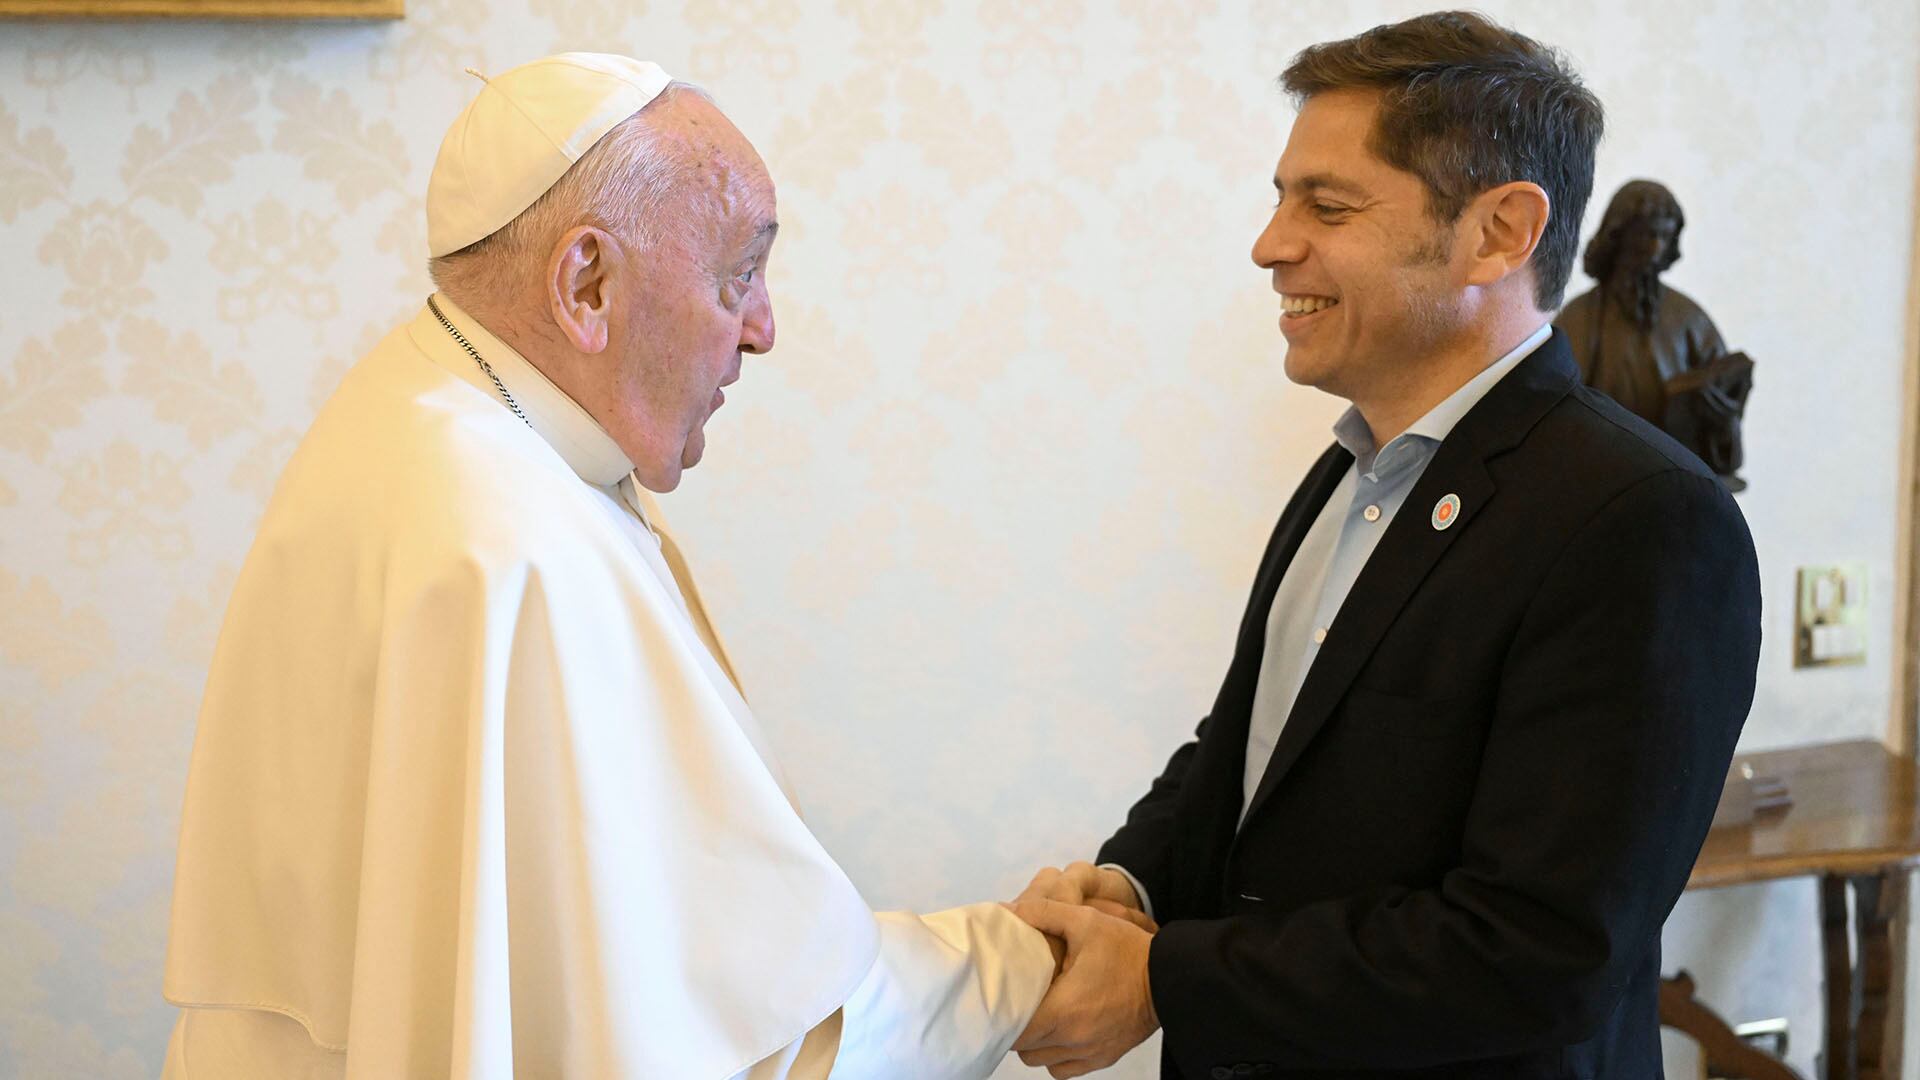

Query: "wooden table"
<box><xmin>1662</xmin><ymin>740</ymin><xmax>1920</xmax><ymax>1080</ymax></box>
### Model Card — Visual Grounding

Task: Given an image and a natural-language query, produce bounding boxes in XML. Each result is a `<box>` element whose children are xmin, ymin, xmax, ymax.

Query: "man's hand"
<box><xmin>1010</xmin><ymin>897</ymin><xmax>1159</xmax><ymax>1078</ymax></box>
<box><xmin>1015</xmin><ymin>862</ymin><xmax>1151</xmax><ymax>929</ymax></box>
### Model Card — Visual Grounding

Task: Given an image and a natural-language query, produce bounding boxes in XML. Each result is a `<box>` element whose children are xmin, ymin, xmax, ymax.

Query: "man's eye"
<box><xmin>1313</xmin><ymin>203</ymin><xmax>1350</xmax><ymax>219</ymax></box>
<box><xmin>734</xmin><ymin>267</ymin><xmax>757</xmax><ymax>286</ymax></box>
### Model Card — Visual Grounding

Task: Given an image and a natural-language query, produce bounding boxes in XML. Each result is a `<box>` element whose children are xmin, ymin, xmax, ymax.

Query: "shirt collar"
<box><xmin>1332</xmin><ymin>322</ymin><xmax>1553</xmax><ymax>475</ymax></box>
<box><xmin>412</xmin><ymin>293</ymin><xmax>636</xmax><ymax>488</ymax></box>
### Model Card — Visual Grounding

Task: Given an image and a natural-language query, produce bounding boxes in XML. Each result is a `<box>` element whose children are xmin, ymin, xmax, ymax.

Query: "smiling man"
<box><xmin>161</xmin><ymin>54</ymin><xmax>1053</xmax><ymax>1080</ymax></box>
<box><xmin>1013</xmin><ymin>12</ymin><xmax>1762</xmax><ymax>1079</ymax></box>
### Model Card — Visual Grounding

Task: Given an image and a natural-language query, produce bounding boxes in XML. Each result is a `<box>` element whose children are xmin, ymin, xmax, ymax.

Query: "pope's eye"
<box><xmin>734</xmin><ymin>267</ymin><xmax>756</xmax><ymax>286</ymax></box>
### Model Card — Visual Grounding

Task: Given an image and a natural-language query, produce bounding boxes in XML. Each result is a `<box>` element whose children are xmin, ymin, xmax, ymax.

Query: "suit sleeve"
<box><xmin>1096</xmin><ymin>717</ymin><xmax>1211</xmax><ymax>912</ymax></box>
<box><xmin>1147</xmin><ymin>468</ymin><xmax>1761</xmax><ymax>1068</ymax></box>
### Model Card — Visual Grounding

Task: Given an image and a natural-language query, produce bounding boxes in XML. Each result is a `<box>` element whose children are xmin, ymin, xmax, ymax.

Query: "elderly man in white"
<box><xmin>161</xmin><ymin>54</ymin><xmax>1058</xmax><ymax>1079</ymax></box>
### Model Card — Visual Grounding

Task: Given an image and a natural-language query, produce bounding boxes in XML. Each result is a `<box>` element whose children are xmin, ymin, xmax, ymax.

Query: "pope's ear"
<box><xmin>548</xmin><ymin>225</ymin><xmax>615</xmax><ymax>354</ymax></box>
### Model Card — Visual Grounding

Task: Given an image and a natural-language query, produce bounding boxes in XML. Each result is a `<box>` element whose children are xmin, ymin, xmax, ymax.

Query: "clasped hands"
<box><xmin>1006</xmin><ymin>861</ymin><xmax>1160</xmax><ymax>1078</ymax></box>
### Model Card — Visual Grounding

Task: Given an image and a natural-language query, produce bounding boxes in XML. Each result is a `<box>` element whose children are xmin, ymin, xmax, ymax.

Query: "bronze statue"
<box><xmin>1556</xmin><ymin>180</ymin><xmax>1752</xmax><ymax>491</ymax></box>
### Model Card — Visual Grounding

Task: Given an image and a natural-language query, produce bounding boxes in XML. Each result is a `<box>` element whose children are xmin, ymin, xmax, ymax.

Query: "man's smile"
<box><xmin>1280</xmin><ymin>293</ymin><xmax>1340</xmax><ymax>318</ymax></box>
<box><xmin>1279</xmin><ymin>293</ymin><xmax>1340</xmax><ymax>337</ymax></box>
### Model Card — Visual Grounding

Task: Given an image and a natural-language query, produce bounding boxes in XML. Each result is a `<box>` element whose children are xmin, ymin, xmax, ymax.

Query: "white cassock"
<box><xmin>161</xmin><ymin>294</ymin><xmax>1053</xmax><ymax>1079</ymax></box>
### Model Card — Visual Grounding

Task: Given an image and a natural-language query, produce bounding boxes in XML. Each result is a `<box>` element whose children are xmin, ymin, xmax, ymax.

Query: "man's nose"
<box><xmin>740</xmin><ymin>289</ymin><xmax>774</xmax><ymax>355</ymax></box>
<box><xmin>1251</xmin><ymin>209</ymin><xmax>1306</xmax><ymax>270</ymax></box>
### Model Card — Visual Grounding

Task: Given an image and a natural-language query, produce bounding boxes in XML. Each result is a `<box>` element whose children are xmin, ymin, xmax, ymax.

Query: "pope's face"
<box><xmin>1250</xmin><ymin>88</ymin><xmax>1465</xmax><ymax>401</ymax></box>
<box><xmin>611</xmin><ymin>97</ymin><xmax>777</xmax><ymax>492</ymax></box>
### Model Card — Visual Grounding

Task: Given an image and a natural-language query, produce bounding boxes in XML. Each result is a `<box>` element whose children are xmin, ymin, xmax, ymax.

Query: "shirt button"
<box><xmin>1363</xmin><ymin>504</ymin><xmax>1381</xmax><ymax>522</ymax></box>
<box><xmin>1313</xmin><ymin>627</ymin><xmax>1328</xmax><ymax>644</ymax></box>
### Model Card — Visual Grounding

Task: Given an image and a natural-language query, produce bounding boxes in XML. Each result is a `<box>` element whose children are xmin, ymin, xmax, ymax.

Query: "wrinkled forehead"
<box><xmin>657</xmin><ymin>94</ymin><xmax>775</xmax><ymax>227</ymax></box>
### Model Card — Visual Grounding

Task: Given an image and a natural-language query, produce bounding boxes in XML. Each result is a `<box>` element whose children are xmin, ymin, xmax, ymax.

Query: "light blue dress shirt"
<box><xmin>1238</xmin><ymin>323</ymin><xmax>1552</xmax><ymax>822</ymax></box>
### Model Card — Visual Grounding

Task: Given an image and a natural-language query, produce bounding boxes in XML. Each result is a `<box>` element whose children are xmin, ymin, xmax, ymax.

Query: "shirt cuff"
<box><xmin>1100</xmin><ymin>863</ymin><xmax>1154</xmax><ymax>922</ymax></box>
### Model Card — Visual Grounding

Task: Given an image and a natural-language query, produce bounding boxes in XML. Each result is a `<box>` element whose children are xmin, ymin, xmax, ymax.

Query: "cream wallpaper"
<box><xmin>1</xmin><ymin>2</ymin><xmax>1916</xmax><ymax>1077</ymax></box>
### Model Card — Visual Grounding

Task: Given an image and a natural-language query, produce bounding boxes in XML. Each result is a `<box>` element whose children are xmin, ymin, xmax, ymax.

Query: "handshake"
<box><xmin>1005</xmin><ymin>862</ymin><xmax>1162</xmax><ymax>1078</ymax></box>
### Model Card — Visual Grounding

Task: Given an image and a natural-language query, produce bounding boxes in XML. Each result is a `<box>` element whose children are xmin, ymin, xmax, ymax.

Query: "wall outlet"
<box><xmin>1733</xmin><ymin>1016</ymin><xmax>1789</xmax><ymax>1059</ymax></box>
<box><xmin>1794</xmin><ymin>563</ymin><xmax>1868</xmax><ymax>668</ymax></box>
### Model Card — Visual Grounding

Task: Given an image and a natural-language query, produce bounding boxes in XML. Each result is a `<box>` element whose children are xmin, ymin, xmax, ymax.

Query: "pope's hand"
<box><xmin>1014</xmin><ymin>862</ymin><xmax>1153</xmax><ymax>931</ymax></box>
<box><xmin>1009</xmin><ymin>897</ymin><xmax>1159</xmax><ymax>1078</ymax></box>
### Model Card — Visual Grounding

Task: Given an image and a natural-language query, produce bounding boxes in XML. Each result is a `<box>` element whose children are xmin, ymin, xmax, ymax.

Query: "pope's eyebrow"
<box><xmin>742</xmin><ymin>220</ymin><xmax>778</xmax><ymax>257</ymax></box>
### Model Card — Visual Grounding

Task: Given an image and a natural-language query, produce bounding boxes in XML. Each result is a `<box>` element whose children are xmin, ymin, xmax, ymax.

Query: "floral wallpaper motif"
<box><xmin>0</xmin><ymin>2</ymin><xmax>1915</xmax><ymax>1076</ymax></box>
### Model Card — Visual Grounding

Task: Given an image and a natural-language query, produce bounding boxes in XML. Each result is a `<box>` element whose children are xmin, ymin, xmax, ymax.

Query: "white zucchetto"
<box><xmin>426</xmin><ymin>52</ymin><xmax>673</xmax><ymax>258</ymax></box>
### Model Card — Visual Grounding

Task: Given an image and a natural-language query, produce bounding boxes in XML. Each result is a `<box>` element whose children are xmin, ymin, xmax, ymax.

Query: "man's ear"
<box><xmin>1463</xmin><ymin>181</ymin><xmax>1550</xmax><ymax>291</ymax></box>
<box><xmin>548</xmin><ymin>225</ymin><xmax>618</xmax><ymax>354</ymax></box>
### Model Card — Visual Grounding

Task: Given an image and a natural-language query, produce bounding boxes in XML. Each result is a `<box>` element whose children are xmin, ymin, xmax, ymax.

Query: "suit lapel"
<box><xmin>1239</xmin><ymin>449</ymin><xmax>1494</xmax><ymax>825</ymax></box>
<box><xmin>1207</xmin><ymin>446</ymin><xmax>1352</xmax><ymax>760</ymax></box>
<box><xmin>1236</xmin><ymin>446</ymin><xmax>1353</xmax><ymax>660</ymax></box>
<box><xmin>1237</xmin><ymin>332</ymin><xmax>1583</xmax><ymax>829</ymax></box>
<box><xmin>1178</xmin><ymin>443</ymin><xmax>1351</xmax><ymax>910</ymax></box>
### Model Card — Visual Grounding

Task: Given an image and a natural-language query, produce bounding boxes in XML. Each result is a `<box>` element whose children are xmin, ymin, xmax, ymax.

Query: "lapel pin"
<box><xmin>1432</xmin><ymin>493</ymin><xmax>1462</xmax><ymax>531</ymax></box>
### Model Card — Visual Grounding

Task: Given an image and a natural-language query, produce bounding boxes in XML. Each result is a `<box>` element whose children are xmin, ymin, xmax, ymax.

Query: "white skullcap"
<box><xmin>426</xmin><ymin>52</ymin><xmax>674</xmax><ymax>258</ymax></box>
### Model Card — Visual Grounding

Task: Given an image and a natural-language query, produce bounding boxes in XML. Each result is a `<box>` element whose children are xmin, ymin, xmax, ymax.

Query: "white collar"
<box><xmin>411</xmin><ymin>293</ymin><xmax>636</xmax><ymax>488</ymax></box>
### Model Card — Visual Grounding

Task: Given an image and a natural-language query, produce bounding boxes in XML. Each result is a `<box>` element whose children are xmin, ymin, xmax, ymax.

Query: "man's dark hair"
<box><xmin>1281</xmin><ymin>10</ymin><xmax>1604</xmax><ymax>310</ymax></box>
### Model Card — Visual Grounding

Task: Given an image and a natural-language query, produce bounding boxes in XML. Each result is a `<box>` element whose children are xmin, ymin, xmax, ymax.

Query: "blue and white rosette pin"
<box><xmin>1431</xmin><ymin>493</ymin><xmax>1462</xmax><ymax>531</ymax></box>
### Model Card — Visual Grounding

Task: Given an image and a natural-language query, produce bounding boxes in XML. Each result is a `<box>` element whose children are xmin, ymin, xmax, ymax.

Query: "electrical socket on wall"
<box><xmin>1794</xmin><ymin>563</ymin><xmax>1868</xmax><ymax>668</ymax></box>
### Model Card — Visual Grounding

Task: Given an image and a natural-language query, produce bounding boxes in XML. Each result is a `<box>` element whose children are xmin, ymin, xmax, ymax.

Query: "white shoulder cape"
<box><xmin>164</xmin><ymin>319</ymin><xmax>878</xmax><ymax>1078</ymax></box>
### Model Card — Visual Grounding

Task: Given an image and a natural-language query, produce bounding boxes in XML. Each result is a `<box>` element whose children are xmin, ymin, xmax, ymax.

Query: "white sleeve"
<box><xmin>828</xmin><ymin>902</ymin><xmax>1055</xmax><ymax>1080</ymax></box>
<box><xmin>730</xmin><ymin>902</ymin><xmax>1054</xmax><ymax>1080</ymax></box>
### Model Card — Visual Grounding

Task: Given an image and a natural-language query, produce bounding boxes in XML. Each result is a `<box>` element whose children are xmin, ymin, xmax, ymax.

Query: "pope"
<box><xmin>161</xmin><ymin>53</ymin><xmax>1055</xmax><ymax>1079</ymax></box>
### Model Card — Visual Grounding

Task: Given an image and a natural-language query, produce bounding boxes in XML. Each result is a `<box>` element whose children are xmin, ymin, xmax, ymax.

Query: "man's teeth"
<box><xmin>1282</xmin><ymin>295</ymin><xmax>1338</xmax><ymax>316</ymax></box>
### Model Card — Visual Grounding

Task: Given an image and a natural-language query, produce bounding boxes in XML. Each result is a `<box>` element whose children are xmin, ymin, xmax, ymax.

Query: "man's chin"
<box><xmin>1282</xmin><ymin>338</ymin><xmax>1364</xmax><ymax>394</ymax></box>
<box><xmin>1281</xmin><ymin>346</ymin><xmax>1329</xmax><ymax>390</ymax></box>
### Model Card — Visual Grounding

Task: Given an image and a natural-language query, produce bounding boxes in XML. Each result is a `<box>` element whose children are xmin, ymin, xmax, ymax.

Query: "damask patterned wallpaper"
<box><xmin>0</xmin><ymin>1</ymin><xmax>1914</xmax><ymax>1076</ymax></box>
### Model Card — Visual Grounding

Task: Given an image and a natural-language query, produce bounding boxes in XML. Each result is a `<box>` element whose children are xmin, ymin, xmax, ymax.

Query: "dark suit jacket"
<box><xmin>1098</xmin><ymin>331</ymin><xmax>1761</xmax><ymax>1080</ymax></box>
